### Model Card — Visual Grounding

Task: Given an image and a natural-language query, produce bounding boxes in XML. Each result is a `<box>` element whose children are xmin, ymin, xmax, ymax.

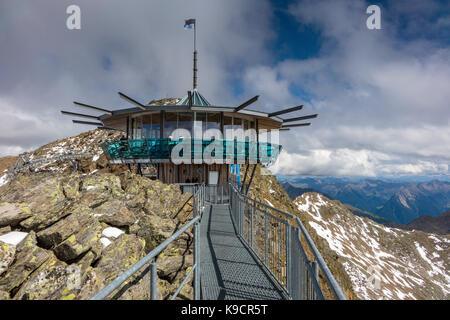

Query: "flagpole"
<box><xmin>193</xmin><ymin>21</ymin><xmax>197</xmax><ymax>90</ymax></box>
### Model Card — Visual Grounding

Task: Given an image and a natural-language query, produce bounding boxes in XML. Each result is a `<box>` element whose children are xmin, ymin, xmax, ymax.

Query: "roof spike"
<box><xmin>72</xmin><ymin>120</ymin><xmax>104</xmax><ymax>126</ymax></box>
<box><xmin>282</xmin><ymin>114</ymin><xmax>318</xmax><ymax>123</ymax></box>
<box><xmin>118</xmin><ymin>92</ymin><xmax>146</xmax><ymax>110</ymax></box>
<box><xmin>61</xmin><ymin>110</ymin><xmax>100</xmax><ymax>120</ymax></box>
<box><xmin>73</xmin><ymin>101</ymin><xmax>112</xmax><ymax>115</ymax></box>
<box><xmin>269</xmin><ymin>105</ymin><xmax>303</xmax><ymax>117</ymax></box>
<box><xmin>281</xmin><ymin>123</ymin><xmax>311</xmax><ymax>128</ymax></box>
<box><xmin>234</xmin><ymin>95</ymin><xmax>259</xmax><ymax>112</ymax></box>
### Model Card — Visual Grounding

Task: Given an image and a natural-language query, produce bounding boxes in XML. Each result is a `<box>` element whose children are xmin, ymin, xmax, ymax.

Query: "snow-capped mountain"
<box><xmin>294</xmin><ymin>192</ymin><xmax>449</xmax><ymax>300</ymax></box>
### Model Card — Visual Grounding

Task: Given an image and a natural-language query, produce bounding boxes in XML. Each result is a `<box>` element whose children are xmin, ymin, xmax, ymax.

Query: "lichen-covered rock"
<box><xmin>0</xmin><ymin>202</ymin><xmax>32</xmax><ymax>227</ymax></box>
<box><xmin>0</xmin><ymin>232</ymin><xmax>50</xmax><ymax>292</ymax></box>
<box><xmin>14</xmin><ymin>253</ymin><xmax>103</xmax><ymax>300</ymax></box>
<box><xmin>19</xmin><ymin>200</ymin><xmax>73</xmax><ymax>231</ymax></box>
<box><xmin>81</xmin><ymin>174</ymin><xmax>123</xmax><ymax>198</ymax></box>
<box><xmin>36</xmin><ymin>211</ymin><xmax>95</xmax><ymax>249</ymax></box>
<box><xmin>0</xmin><ymin>289</ymin><xmax>9</xmax><ymax>300</ymax></box>
<box><xmin>94</xmin><ymin>234</ymin><xmax>147</xmax><ymax>299</ymax></box>
<box><xmin>59</xmin><ymin>175</ymin><xmax>82</xmax><ymax>200</ymax></box>
<box><xmin>0</xmin><ymin>226</ymin><xmax>11</xmax><ymax>236</ymax></box>
<box><xmin>133</xmin><ymin>214</ymin><xmax>176</xmax><ymax>252</ymax></box>
<box><xmin>0</xmin><ymin>152</ymin><xmax>196</xmax><ymax>300</ymax></box>
<box><xmin>144</xmin><ymin>183</ymin><xmax>188</xmax><ymax>218</ymax></box>
<box><xmin>0</xmin><ymin>240</ymin><xmax>15</xmax><ymax>275</ymax></box>
<box><xmin>53</xmin><ymin>218</ymin><xmax>102</xmax><ymax>261</ymax></box>
<box><xmin>96</xmin><ymin>199</ymin><xmax>136</xmax><ymax>227</ymax></box>
<box><xmin>157</xmin><ymin>253</ymin><xmax>193</xmax><ymax>282</ymax></box>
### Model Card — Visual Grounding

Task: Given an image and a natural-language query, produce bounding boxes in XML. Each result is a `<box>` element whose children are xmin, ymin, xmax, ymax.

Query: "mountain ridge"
<box><xmin>281</xmin><ymin>178</ymin><xmax>450</xmax><ymax>224</ymax></box>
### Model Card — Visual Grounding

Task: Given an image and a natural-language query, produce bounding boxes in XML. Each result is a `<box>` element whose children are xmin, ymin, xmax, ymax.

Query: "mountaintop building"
<box><xmin>61</xmin><ymin>21</ymin><xmax>317</xmax><ymax>187</ymax></box>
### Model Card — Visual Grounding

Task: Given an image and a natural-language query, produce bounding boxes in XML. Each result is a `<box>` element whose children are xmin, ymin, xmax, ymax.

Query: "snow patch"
<box><xmin>0</xmin><ymin>231</ymin><xmax>28</xmax><ymax>246</ymax></box>
<box><xmin>0</xmin><ymin>174</ymin><xmax>8</xmax><ymax>187</ymax></box>
<box><xmin>102</xmin><ymin>227</ymin><xmax>124</xmax><ymax>239</ymax></box>
<box><xmin>100</xmin><ymin>237</ymin><xmax>112</xmax><ymax>248</ymax></box>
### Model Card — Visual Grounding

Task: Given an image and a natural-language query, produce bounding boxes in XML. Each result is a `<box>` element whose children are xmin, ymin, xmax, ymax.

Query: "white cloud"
<box><xmin>0</xmin><ymin>0</ymin><xmax>274</xmax><ymax>156</ymax></box>
<box><xmin>256</xmin><ymin>0</ymin><xmax>450</xmax><ymax>177</ymax></box>
<box><xmin>0</xmin><ymin>0</ymin><xmax>448</xmax><ymax>178</ymax></box>
<box><xmin>271</xmin><ymin>149</ymin><xmax>449</xmax><ymax>177</ymax></box>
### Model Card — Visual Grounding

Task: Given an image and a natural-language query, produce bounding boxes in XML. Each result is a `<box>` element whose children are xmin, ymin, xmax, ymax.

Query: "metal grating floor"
<box><xmin>200</xmin><ymin>204</ymin><xmax>286</xmax><ymax>300</ymax></box>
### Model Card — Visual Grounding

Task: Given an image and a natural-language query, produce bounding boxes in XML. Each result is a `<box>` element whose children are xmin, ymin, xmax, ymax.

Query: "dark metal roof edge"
<box><xmin>98</xmin><ymin>105</ymin><xmax>283</xmax><ymax>123</ymax></box>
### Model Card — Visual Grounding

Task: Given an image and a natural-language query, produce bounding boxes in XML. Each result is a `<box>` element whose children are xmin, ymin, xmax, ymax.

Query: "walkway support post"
<box><xmin>194</xmin><ymin>189</ymin><xmax>200</xmax><ymax>300</ymax></box>
<box><xmin>264</xmin><ymin>212</ymin><xmax>268</xmax><ymax>265</ymax></box>
<box><xmin>287</xmin><ymin>224</ymin><xmax>293</xmax><ymax>296</ymax></box>
<box><xmin>150</xmin><ymin>261</ymin><xmax>158</xmax><ymax>300</ymax></box>
<box><xmin>311</xmin><ymin>261</ymin><xmax>319</xmax><ymax>281</ymax></box>
<box><xmin>250</xmin><ymin>203</ymin><xmax>254</xmax><ymax>248</ymax></box>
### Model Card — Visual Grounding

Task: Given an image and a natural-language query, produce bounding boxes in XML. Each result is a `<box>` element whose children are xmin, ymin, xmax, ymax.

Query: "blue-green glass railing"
<box><xmin>101</xmin><ymin>139</ymin><xmax>282</xmax><ymax>164</ymax></box>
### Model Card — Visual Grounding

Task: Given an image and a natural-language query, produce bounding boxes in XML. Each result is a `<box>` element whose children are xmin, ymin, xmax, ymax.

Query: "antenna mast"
<box><xmin>193</xmin><ymin>21</ymin><xmax>198</xmax><ymax>90</ymax></box>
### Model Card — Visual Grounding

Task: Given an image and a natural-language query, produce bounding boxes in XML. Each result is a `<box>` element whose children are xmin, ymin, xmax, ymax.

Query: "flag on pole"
<box><xmin>184</xmin><ymin>19</ymin><xmax>196</xmax><ymax>29</ymax></box>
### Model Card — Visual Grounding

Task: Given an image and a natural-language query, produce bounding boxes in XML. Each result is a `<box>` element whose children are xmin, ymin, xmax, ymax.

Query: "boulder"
<box><xmin>53</xmin><ymin>218</ymin><xmax>102</xmax><ymax>262</ymax></box>
<box><xmin>19</xmin><ymin>200</ymin><xmax>73</xmax><ymax>231</ymax></box>
<box><xmin>0</xmin><ymin>202</ymin><xmax>32</xmax><ymax>227</ymax></box>
<box><xmin>144</xmin><ymin>183</ymin><xmax>190</xmax><ymax>218</ymax></box>
<box><xmin>0</xmin><ymin>232</ymin><xmax>50</xmax><ymax>292</ymax></box>
<box><xmin>96</xmin><ymin>199</ymin><xmax>136</xmax><ymax>227</ymax></box>
<box><xmin>78</xmin><ymin>190</ymin><xmax>111</xmax><ymax>209</ymax></box>
<box><xmin>94</xmin><ymin>234</ymin><xmax>147</xmax><ymax>299</ymax></box>
<box><xmin>14</xmin><ymin>253</ymin><xmax>103</xmax><ymax>300</ymax></box>
<box><xmin>0</xmin><ymin>226</ymin><xmax>11</xmax><ymax>236</ymax></box>
<box><xmin>157</xmin><ymin>254</ymin><xmax>193</xmax><ymax>282</ymax></box>
<box><xmin>36</xmin><ymin>211</ymin><xmax>93</xmax><ymax>249</ymax></box>
<box><xmin>81</xmin><ymin>174</ymin><xmax>123</xmax><ymax>198</ymax></box>
<box><xmin>0</xmin><ymin>290</ymin><xmax>9</xmax><ymax>300</ymax></box>
<box><xmin>59</xmin><ymin>175</ymin><xmax>82</xmax><ymax>200</ymax></box>
<box><xmin>133</xmin><ymin>214</ymin><xmax>176</xmax><ymax>252</ymax></box>
<box><xmin>0</xmin><ymin>240</ymin><xmax>15</xmax><ymax>275</ymax></box>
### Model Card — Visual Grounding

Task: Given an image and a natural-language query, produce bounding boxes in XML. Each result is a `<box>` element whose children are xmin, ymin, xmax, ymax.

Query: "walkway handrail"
<box><xmin>294</xmin><ymin>216</ymin><xmax>346</xmax><ymax>300</ymax></box>
<box><xmin>91</xmin><ymin>185</ymin><xmax>204</xmax><ymax>300</ymax></box>
<box><xmin>229</xmin><ymin>182</ymin><xmax>346</xmax><ymax>300</ymax></box>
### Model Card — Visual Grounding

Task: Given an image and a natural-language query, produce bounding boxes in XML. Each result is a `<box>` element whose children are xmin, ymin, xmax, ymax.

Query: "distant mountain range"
<box><xmin>280</xmin><ymin>177</ymin><xmax>450</xmax><ymax>224</ymax></box>
<box><xmin>388</xmin><ymin>210</ymin><xmax>450</xmax><ymax>235</ymax></box>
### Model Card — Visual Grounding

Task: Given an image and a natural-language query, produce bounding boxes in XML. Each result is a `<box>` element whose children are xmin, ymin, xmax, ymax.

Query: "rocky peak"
<box><xmin>0</xmin><ymin>129</ymin><xmax>196</xmax><ymax>300</ymax></box>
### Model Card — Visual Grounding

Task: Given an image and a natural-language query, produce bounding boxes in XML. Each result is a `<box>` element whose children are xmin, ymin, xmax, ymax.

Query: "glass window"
<box><xmin>142</xmin><ymin>115</ymin><xmax>151</xmax><ymax>139</ymax></box>
<box><xmin>178</xmin><ymin>112</ymin><xmax>193</xmax><ymax>137</ymax></box>
<box><xmin>233</xmin><ymin>117</ymin><xmax>242</xmax><ymax>131</ymax></box>
<box><xmin>141</xmin><ymin>113</ymin><xmax>161</xmax><ymax>139</ymax></box>
<box><xmin>243</xmin><ymin>119</ymin><xmax>249</xmax><ymax>131</ymax></box>
<box><xmin>164</xmin><ymin>112</ymin><xmax>177</xmax><ymax>138</ymax></box>
<box><xmin>133</xmin><ymin>117</ymin><xmax>142</xmax><ymax>139</ymax></box>
<box><xmin>206</xmin><ymin>113</ymin><xmax>220</xmax><ymax>131</ymax></box>
<box><xmin>194</xmin><ymin>112</ymin><xmax>207</xmax><ymax>137</ymax></box>
<box><xmin>224</xmin><ymin>116</ymin><xmax>233</xmax><ymax>139</ymax></box>
<box><xmin>150</xmin><ymin>113</ymin><xmax>160</xmax><ymax>139</ymax></box>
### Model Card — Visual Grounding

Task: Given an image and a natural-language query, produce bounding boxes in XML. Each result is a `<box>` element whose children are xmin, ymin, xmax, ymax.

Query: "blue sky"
<box><xmin>0</xmin><ymin>0</ymin><xmax>449</xmax><ymax>178</ymax></box>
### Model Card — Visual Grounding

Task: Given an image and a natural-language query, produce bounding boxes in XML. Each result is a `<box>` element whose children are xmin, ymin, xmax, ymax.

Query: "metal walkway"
<box><xmin>91</xmin><ymin>184</ymin><xmax>346</xmax><ymax>301</ymax></box>
<box><xmin>200</xmin><ymin>204</ymin><xmax>286</xmax><ymax>300</ymax></box>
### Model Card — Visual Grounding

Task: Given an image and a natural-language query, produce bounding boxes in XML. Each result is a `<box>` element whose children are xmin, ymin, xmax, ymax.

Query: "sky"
<box><xmin>0</xmin><ymin>0</ymin><xmax>449</xmax><ymax>178</ymax></box>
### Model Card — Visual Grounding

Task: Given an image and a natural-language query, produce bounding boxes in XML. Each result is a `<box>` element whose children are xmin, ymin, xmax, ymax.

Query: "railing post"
<box><xmin>264</xmin><ymin>212</ymin><xmax>268</xmax><ymax>265</ymax></box>
<box><xmin>311</xmin><ymin>260</ymin><xmax>319</xmax><ymax>281</ymax></box>
<box><xmin>250</xmin><ymin>204</ymin><xmax>254</xmax><ymax>249</ymax></box>
<box><xmin>286</xmin><ymin>224</ymin><xmax>293</xmax><ymax>296</ymax></box>
<box><xmin>150</xmin><ymin>261</ymin><xmax>158</xmax><ymax>300</ymax></box>
<box><xmin>194</xmin><ymin>222</ymin><xmax>200</xmax><ymax>300</ymax></box>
